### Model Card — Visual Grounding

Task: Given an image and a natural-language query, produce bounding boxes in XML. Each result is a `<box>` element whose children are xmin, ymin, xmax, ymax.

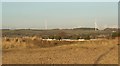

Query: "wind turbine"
<box><xmin>94</xmin><ymin>18</ymin><xmax>98</xmax><ymax>31</ymax></box>
<box><xmin>44</xmin><ymin>19</ymin><xmax>48</xmax><ymax>30</ymax></box>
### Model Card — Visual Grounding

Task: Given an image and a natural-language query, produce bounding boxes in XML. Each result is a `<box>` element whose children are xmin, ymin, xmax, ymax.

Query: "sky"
<box><xmin>2</xmin><ymin>1</ymin><xmax>118</xmax><ymax>29</ymax></box>
<box><xmin>1</xmin><ymin>0</ymin><xmax>119</xmax><ymax>2</ymax></box>
<box><xmin>0</xmin><ymin>2</ymin><xmax>2</xmax><ymax>29</ymax></box>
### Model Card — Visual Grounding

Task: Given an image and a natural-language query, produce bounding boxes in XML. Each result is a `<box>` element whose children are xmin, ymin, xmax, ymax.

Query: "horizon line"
<box><xmin>1</xmin><ymin>27</ymin><xmax>118</xmax><ymax>30</ymax></box>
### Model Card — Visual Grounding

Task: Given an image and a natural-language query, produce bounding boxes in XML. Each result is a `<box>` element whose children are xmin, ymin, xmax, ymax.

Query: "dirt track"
<box><xmin>2</xmin><ymin>42</ymin><xmax>118</xmax><ymax>64</ymax></box>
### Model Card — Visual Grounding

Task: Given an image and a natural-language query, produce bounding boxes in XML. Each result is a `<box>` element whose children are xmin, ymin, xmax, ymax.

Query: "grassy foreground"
<box><xmin>2</xmin><ymin>37</ymin><xmax>119</xmax><ymax>64</ymax></box>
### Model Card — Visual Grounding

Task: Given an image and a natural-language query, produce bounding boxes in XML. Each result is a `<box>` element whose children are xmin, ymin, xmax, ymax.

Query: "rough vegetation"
<box><xmin>2</xmin><ymin>28</ymin><xmax>119</xmax><ymax>64</ymax></box>
<box><xmin>2</xmin><ymin>36</ymin><xmax>119</xmax><ymax>64</ymax></box>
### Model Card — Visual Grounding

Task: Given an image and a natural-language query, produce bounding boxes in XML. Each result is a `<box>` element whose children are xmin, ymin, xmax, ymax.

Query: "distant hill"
<box><xmin>104</xmin><ymin>28</ymin><xmax>118</xmax><ymax>31</ymax></box>
<box><xmin>73</xmin><ymin>28</ymin><xmax>99</xmax><ymax>30</ymax></box>
<box><xmin>2</xmin><ymin>27</ymin><xmax>115</xmax><ymax>38</ymax></box>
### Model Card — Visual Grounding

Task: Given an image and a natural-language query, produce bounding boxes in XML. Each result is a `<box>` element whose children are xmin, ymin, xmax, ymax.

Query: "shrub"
<box><xmin>54</xmin><ymin>36</ymin><xmax>61</xmax><ymax>40</ymax></box>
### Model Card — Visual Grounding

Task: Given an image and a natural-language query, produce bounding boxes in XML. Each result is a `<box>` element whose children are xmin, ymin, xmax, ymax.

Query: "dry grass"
<box><xmin>2</xmin><ymin>37</ymin><xmax>77</xmax><ymax>49</ymax></box>
<box><xmin>2</xmin><ymin>37</ymin><xmax>118</xmax><ymax>64</ymax></box>
<box><xmin>2</xmin><ymin>37</ymin><xmax>118</xmax><ymax>49</ymax></box>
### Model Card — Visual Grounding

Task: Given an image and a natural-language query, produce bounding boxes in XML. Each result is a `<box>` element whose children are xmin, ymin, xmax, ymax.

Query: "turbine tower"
<box><xmin>94</xmin><ymin>18</ymin><xmax>98</xmax><ymax>31</ymax></box>
<box><xmin>44</xmin><ymin>19</ymin><xmax>47</xmax><ymax>30</ymax></box>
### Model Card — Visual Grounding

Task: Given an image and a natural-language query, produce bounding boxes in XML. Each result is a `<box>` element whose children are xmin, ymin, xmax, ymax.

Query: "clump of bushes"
<box><xmin>111</xmin><ymin>32</ymin><xmax>119</xmax><ymax>39</ymax></box>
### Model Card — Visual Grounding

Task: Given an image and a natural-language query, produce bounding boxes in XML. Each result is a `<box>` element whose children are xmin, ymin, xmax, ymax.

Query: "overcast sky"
<box><xmin>2</xmin><ymin>2</ymin><xmax>118</xmax><ymax>29</ymax></box>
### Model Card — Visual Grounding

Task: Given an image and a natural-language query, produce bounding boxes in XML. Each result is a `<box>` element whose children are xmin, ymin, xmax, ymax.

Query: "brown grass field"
<box><xmin>2</xmin><ymin>37</ymin><xmax>119</xmax><ymax>64</ymax></box>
